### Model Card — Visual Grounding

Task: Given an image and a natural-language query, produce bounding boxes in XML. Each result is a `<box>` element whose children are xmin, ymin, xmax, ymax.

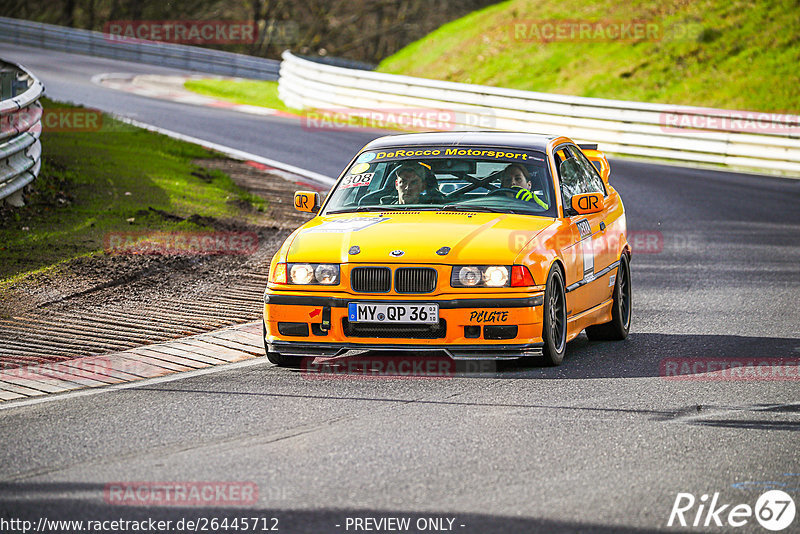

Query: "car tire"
<box><xmin>586</xmin><ymin>254</ymin><xmax>631</xmax><ymax>341</ymax></box>
<box><xmin>263</xmin><ymin>320</ymin><xmax>305</xmax><ymax>368</ymax></box>
<box><xmin>542</xmin><ymin>265</ymin><xmax>567</xmax><ymax>366</ymax></box>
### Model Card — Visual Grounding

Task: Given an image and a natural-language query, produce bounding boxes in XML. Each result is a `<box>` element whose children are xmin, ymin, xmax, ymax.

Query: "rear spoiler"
<box><xmin>578</xmin><ymin>144</ymin><xmax>610</xmax><ymax>183</ymax></box>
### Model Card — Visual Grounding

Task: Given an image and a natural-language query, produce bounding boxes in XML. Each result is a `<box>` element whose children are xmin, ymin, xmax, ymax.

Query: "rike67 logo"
<box><xmin>668</xmin><ymin>490</ymin><xmax>795</xmax><ymax>530</ymax></box>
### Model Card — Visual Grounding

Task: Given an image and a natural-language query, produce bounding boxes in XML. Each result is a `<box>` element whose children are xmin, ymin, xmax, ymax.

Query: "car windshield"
<box><xmin>323</xmin><ymin>146</ymin><xmax>557</xmax><ymax>217</ymax></box>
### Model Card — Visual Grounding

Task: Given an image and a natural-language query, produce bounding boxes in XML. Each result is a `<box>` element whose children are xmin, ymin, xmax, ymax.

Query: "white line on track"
<box><xmin>113</xmin><ymin>116</ymin><xmax>337</xmax><ymax>186</ymax></box>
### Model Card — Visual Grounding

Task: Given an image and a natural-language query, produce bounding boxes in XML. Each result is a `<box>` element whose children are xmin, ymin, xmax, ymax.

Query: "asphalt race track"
<box><xmin>1</xmin><ymin>43</ymin><xmax>799</xmax><ymax>533</ymax></box>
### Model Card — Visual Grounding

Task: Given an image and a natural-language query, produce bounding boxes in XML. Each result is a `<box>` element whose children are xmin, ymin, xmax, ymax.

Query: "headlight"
<box><xmin>285</xmin><ymin>263</ymin><xmax>340</xmax><ymax>285</ymax></box>
<box><xmin>290</xmin><ymin>263</ymin><xmax>314</xmax><ymax>284</ymax></box>
<box><xmin>314</xmin><ymin>264</ymin><xmax>339</xmax><ymax>285</ymax></box>
<box><xmin>483</xmin><ymin>266</ymin><xmax>509</xmax><ymax>287</ymax></box>
<box><xmin>451</xmin><ymin>265</ymin><xmax>511</xmax><ymax>288</ymax></box>
<box><xmin>457</xmin><ymin>266</ymin><xmax>482</xmax><ymax>287</ymax></box>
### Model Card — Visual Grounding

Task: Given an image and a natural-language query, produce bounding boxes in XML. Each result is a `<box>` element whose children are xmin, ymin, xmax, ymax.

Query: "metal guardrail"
<box><xmin>279</xmin><ymin>51</ymin><xmax>800</xmax><ymax>175</ymax></box>
<box><xmin>0</xmin><ymin>17</ymin><xmax>280</xmax><ymax>80</ymax></box>
<box><xmin>0</xmin><ymin>59</ymin><xmax>43</xmax><ymax>207</ymax></box>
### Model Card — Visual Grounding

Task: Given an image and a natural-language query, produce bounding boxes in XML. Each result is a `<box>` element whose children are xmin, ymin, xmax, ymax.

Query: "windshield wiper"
<box><xmin>436</xmin><ymin>204</ymin><xmax>508</xmax><ymax>214</ymax></box>
<box><xmin>327</xmin><ymin>206</ymin><xmax>404</xmax><ymax>214</ymax></box>
<box><xmin>330</xmin><ymin>205</ymin><xmax>520</xmax><ymax>215</ymax></box>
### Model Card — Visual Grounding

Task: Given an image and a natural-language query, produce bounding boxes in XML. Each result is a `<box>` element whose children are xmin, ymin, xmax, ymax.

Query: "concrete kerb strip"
<box><xmin>0</xmin><ymin>321</ymin><xmax>270</xmax><ymax>408</ymax></box>
<box><xmin>0</xmin><ymin>116</ymin><xmax>334</xmax><ymax>408</ymax></box>
<box><xmin>91</xmin><ymin>72</ymin><xmax>294</xmax><ymax>118</ymax></box>
<box><xmin>92</xmin><ymin>72</ymin><xmax>392</xmax><ymax>153</ymax></box>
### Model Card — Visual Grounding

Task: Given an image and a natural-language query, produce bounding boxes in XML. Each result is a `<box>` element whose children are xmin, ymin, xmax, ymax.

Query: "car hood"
<box><xmin>284</xmin><ymin>211</ymin><xmax>555</xmax><ymax>264</ymax></box>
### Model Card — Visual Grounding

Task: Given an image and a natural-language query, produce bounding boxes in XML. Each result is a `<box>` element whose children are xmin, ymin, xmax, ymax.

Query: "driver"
<box><xmin>500</xmin><ymin>163</ymin><xmax>548</xmax><ymax>209</ymax></box>
<box><xmin>391</xmin><ymin>162</ymin><xmax>442</xmax><ymax>204</ymax></box>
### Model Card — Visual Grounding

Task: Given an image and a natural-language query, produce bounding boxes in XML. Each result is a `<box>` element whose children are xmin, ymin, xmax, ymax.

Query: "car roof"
<box><xmin>361</xmin><ymin>131</ymin><xmax>561</xmax><ymax>152</ymax></box>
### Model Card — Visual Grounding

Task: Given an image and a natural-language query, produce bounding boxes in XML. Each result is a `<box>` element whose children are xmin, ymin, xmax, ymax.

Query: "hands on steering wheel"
<box><xmin>485</xmin><ymin>187</ymin><xmax>518</xmax><ymax>197</ymax></box>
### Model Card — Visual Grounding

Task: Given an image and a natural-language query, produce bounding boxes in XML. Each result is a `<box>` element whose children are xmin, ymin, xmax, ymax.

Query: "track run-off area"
<box><xmin>0</xmin><ymin>42</ymin><xmax>799</xmax><ymax>533</ymax></box>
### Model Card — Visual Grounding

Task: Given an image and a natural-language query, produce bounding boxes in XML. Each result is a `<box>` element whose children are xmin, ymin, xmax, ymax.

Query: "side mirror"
<box><xmin>294</xmin><ymin>191</ymin><xmax>320</xmax><ymax>213</ymax></box>
<box><xmin>571</xmin><ymin>192</ymin><xmax>604</xmax><ymax>215</ymax></box>
<box><xmin>582</xmin><ymin>148</ymin><xmax>611</xmax><ymax>184</ymax></box>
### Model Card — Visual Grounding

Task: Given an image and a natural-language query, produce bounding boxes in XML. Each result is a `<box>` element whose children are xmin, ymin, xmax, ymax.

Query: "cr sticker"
<box><xmin>609</xmin><ymin>274</ymin><xmax>616</xmax><ymax>287</ymax></box>
<box><xmin>355</xmin><ymin>152</ymin><xmax>376</xmax><ymax>163</ymax></box>
<box><xmin>341</xmin><ymin>172</ymin><xmax>374</xmax><ymax>188</ymax></box>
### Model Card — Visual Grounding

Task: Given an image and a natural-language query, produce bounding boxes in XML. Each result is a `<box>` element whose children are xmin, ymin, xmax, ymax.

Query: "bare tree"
<box><xmin>3</xmin><ymin>0</ymin><xmax>500</xmax><ymax>63</ymax></box>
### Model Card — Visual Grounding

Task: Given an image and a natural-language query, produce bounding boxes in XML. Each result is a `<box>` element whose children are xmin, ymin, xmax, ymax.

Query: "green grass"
<box><xmin>377</xmin><ymin>0</ymin><xmax>800</xmax><ymax>113</ymax></box>
<box><xmin>184</xmin><ymin>79</ymin><xmax>296</xmax><ymax>113</ymax></box>
<box><xmin>0</xmin><ymin>99</ymin><xmax>268</xmax><ymax>283</ymax></box>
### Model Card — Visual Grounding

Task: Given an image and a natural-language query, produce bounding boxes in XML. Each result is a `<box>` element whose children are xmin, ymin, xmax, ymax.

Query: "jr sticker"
<box><xmin>355</xmin><ymin>152</ymin><xmax>376</xmax><ymax>163</ymax></box>
<box><xmin>308</xmin><ymin>217</ymin><xmax>388</xmax><ymax>233</ymax></box>
<box><xmin>349</xmin><ymin>162</ymin><xmax>371</xmax><ymax>175</ymax></box>
<box><xmin>341</xmin><ymin>172</ymin><xmax>374</xmax><ymax>188</ymax></box>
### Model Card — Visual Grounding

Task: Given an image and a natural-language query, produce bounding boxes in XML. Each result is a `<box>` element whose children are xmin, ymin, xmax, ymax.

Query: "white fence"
<box><xmin>0</xmin><ymin>60</ymin><xmax>43</xmax><ymax>206</ymax></box>
<box><xmin>279</xmin><ymin>51</ymin><xmax>800</xmax><ymax>175</ymax></box>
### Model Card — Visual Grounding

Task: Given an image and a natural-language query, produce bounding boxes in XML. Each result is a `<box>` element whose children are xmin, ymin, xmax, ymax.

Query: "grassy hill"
<box><xmin>377</xmin><ymin>0</ymin><xmax>800</xmax><ymax>113</ymax></box>
<box><xmin>0</xmin><ymin>99</ymin><xmax>267</xmax><ymax>282</ymax></box>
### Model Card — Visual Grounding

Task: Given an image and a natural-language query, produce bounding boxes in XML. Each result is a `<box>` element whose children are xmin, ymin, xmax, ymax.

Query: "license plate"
<box><xmin>348</xmin><ymin>302</ymin><xmax>439</xmax><ymax>324</ymax></box>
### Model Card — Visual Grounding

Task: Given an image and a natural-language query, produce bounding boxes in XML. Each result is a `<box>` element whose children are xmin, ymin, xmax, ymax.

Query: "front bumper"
<box><xmin>263</xmin><ymin>292</ymin><xmax>545</xmax><ymax>360</ymax></box>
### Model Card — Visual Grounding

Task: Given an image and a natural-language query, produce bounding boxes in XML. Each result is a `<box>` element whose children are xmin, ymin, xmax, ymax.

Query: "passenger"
<box><xmin>500</xmin><ymin>163</ymin><xmax>548</xmax><ymax>209</ymax></box>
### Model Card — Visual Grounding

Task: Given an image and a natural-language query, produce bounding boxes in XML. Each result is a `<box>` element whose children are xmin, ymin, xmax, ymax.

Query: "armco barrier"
<box><xmin>0</xmin><ymin>17</ymin><xmax>280</xmax><ymax>80</ymax></box>
<box><xmin>278</xmin><ymin>51</ymin><xmax>800</xmax><ymax>175</ymax></box>
<box><xmin>0</xmin><ymin>59</ymin><xmax>43</xmax><ymax>206</ymax></box>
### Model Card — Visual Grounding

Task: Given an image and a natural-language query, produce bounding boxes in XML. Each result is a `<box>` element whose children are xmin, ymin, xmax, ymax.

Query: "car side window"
<box><xmin>570</xmin><ymin>147</ymin><xmax>606</xmax><ymax>196</ymax></box>
<box><xmin>557</xmin><ymin>146</ymin><xmax>605</xmax><ymax>213</ymax></box>
<box><xmin>556</xmin><ymin>147</ymin><xmax>584</xmax><ymax>212</ymax></box>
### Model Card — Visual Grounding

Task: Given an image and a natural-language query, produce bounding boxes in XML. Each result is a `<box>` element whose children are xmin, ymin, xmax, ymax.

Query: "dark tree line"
<box><xmin>1</xmin><ymin>0</ymin><xmax>499</xmax><ymax>64</ymax></box>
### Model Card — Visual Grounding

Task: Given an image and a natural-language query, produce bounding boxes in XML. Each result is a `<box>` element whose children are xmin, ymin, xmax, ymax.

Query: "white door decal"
<box><xmin>576</xmin><ymin>219</ymin><xmax>594</xmax><ymax>281</ymax></box>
